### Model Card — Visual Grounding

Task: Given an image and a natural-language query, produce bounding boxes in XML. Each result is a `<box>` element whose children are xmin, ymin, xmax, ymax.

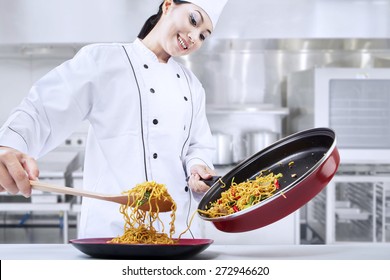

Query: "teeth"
<box><xmin>178</xmin><ymin>36</ymin><xmax>187</xmax><ymax>49</ymax></box>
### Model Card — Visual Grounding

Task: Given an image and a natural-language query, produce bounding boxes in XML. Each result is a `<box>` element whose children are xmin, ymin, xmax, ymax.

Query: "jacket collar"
<box><xmin>133</xmin><ymin>38</ymin><xmax>173</xmax><ymax>65</ymax></box>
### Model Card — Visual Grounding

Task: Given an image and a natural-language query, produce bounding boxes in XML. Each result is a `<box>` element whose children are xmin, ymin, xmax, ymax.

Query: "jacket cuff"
<box><xmin>185</xmin><ymin>157</ymin><xmax>214</xmax><ymax>176</ymax></box>
<box><xmin>0</xmin><ymin>126</ymin><xmax>29</xmax><ymax>154</ymax></box>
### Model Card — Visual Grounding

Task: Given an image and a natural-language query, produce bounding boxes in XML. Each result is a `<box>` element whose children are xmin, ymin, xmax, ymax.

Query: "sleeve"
<box><xmin>0</xmin><ymin>45</ymin><xmax>101</xmax><ymax>158</ymax></box>
<box><xmin>184</xmin><ymin>83</ymin><xmax>215</xmax><ymax>176</ymax></box>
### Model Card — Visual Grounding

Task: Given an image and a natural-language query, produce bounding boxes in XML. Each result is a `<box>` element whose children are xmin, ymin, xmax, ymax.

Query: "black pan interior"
<box><xmin>198</xmin><ymin>128</ymin><xmax>335</xmax><ymax>213</ymax></box>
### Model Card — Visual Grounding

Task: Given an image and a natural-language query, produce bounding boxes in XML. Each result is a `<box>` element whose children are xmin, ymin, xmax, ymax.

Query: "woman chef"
<box><xmin>0</xmin><ymin>0</ymin><xmax>228</xmax><ymax>238</ymax></box>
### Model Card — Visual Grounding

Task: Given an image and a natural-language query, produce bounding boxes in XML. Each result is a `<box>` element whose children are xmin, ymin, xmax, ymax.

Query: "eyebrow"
<box><xmin>195</xmin><ymin>10</ymin><xmax>212</xmax><ymax>34</ymax></box>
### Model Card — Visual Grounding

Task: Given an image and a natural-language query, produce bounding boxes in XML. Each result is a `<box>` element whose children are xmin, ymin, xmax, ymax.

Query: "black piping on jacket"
<box><xmin>122</xmin><ymin>46</ymin><xmax>149</xmax><ymax>181</ymax></box>
<box><xmin>179</xmin><ymin>65</ymin><xmax>195</xmax><ymax>176</ymax></box>
<box><xmin>179</xmin><ymin>65</ymin><xmax>196</xmax><ymax>238</ymax></box>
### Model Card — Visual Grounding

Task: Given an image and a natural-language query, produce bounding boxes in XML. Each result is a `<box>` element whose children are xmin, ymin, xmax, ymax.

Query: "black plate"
<box><xmin>70</xmin><ymin>238</ymin><xmax>213</xmax><ymax>259</ymax></box>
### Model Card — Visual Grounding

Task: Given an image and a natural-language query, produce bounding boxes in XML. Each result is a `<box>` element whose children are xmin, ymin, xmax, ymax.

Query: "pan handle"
<box><xmin>186</xmin><ymin>175</ymin><xmax>221</xmax><ymax>187</ymax></box>
<box><xmin>201</xmin><ymin>176</ymin><xmax>221</xmax><ymax>187</ymax></box>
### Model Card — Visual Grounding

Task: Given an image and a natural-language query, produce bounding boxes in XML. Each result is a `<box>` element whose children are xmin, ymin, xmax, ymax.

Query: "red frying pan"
<box><xmin>198</xmin><ymin>127</ymin><xmax>340</xmax><ymax>232</ymax></box>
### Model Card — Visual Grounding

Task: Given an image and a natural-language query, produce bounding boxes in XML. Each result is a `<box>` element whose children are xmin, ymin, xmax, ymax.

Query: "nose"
<box><xmin>187</xmin><ymin>33</ymin><xmax>195</xmax><ymax>45</ymax></box>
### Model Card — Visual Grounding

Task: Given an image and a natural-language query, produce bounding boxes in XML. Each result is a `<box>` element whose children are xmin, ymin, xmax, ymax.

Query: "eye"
<box><xmin>189</xmin><ymin>13</ymin><xmax>197</xmax><ymax>26</ymax></box>
<box><xmin>200</xmin><ymin>34</ymin><xmax>206</xmax><ymax>41</ymax></box>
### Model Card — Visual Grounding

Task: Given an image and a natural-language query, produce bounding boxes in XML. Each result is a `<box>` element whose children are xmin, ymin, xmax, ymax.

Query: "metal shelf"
<box><xmin>0</xmin><ymin>203</ymin><xmax>71</xmax><ymax>244</ymax></box>
<box><xmin>305</xmin><ymin>172</ymin><xmax>390</xmax><ymax>244</ymax></box>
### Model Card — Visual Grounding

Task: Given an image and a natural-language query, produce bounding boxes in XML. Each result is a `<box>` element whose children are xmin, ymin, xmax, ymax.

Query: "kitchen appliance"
<box><xmin>207</xmin><ymin>105</ymin><xmax>289</xmax><ymax>163</ymax></box>
<box><xmin>212</xmin><ymin>132</ymin><xmax>234</xmax><ymax>165</ymax></box>
<box><xmin>305</xmin><ymin>167</ymin><xmax>390</xmax><ymax>244</ymax></box>
<box><xmin>70</xmin><ymin>238</ymin><xmax>213</xmax><ymax>259</ymax></box>
<box><xmin>198</xmin><ymin>127</ymin><xmax>340</xmax><ymax>232</ymax></box>
<box><xmin>287</xmin><ymin>67</ymin><xmax>390</xmax><ymax>164</ymax></box>
<box><xmin>244</xmin><ymin>130</ymin><xmax>278</xmax><ymax>157</ymax></box>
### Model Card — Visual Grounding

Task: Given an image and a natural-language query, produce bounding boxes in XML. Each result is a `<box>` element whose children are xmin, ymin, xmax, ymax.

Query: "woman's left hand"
<box><xmin>188</xmin><ymin>164</ymin><xmax>216</xmax><ymax>193</ymax></box>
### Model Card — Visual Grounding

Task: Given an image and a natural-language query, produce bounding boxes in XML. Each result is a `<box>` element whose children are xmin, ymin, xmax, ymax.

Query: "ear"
<box><xmin>162</xmin><ymin>0</ymin><xmax>173</xmax><ymax>14</ymax></box>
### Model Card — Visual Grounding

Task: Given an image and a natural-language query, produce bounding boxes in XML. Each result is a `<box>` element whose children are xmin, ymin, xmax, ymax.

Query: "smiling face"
<box><xmin>142</xmin><ymin>0</ymin><xmax>213</xmax><ymax>62</ymax></box>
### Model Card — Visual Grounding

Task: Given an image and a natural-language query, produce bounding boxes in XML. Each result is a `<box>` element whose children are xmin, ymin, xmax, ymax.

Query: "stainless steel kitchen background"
<box><xmin>1</xmin><ymin>0</ymin><xmax>390</xmax><ymax>244</ymax></box>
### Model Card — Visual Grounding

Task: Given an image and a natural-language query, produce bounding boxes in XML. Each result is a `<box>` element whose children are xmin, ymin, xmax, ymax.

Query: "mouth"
<box><xmin>177</xmin><ymin>35</ymin><xmax>188</xmax><ymax>50</ymax></box>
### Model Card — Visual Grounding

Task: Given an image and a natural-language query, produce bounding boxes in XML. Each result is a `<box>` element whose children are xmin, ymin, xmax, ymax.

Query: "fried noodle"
<box><xmin>107</xmin><ymin>181</ymin><xmax>178</xmax><ymax>244</ymax></box>
<box><xmin>198</xmin><ymin>172</ymin><xmax>283</xmax><ymax>218</ymax></box>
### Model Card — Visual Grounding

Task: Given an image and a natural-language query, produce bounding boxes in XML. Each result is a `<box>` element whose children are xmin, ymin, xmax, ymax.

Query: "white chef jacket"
<box><xmin>0</xmin><ymin>39</ymin><xmax>215</xmax><ymax>238</ymax></box>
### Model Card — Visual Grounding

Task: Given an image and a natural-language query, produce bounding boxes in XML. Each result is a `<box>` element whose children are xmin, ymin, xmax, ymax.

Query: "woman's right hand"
<box><xmin>0</xmin><ymin>146</ymin><xmax>39</xmax><ymax>197</ymax></box>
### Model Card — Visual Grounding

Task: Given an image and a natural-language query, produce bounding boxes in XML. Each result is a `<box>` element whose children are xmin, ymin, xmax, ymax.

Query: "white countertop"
<box><xmin>0</xmin><ymin>243</ymin><xmax>389</xmax><ymax>260</ymax></box>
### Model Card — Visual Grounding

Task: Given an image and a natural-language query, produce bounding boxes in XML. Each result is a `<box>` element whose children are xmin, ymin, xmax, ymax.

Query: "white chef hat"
<box><xmin>186</xmin><ymin>0</ymin><xmax>228</xmax><ymax>29</ymax></box>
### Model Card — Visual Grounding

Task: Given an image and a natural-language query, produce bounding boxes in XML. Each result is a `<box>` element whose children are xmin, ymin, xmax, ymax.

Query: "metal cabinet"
<box><xmin>305</xmin><ymin>170</ymin><xmax>390</xmax><ymax>244</ymax></box>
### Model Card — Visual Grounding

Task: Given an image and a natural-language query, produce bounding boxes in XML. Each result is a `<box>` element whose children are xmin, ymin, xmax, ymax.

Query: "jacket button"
<box><xmin>144</xmin><ymin>64</ymin><xmax>149</xmax><ymax>69</ymax></box>
<box><xmin>184</xmin><ymin>96</ymin><xmax>188</xmax><ymax>101</ymax></box>
<box><xmin>177</xmin><ymin>74</ymin><xmax>180</xmax><ymax>78</ymax></box>
<box><xmin>184</xmin><ymin>186</ymin><xmax>189</xmax><ymax>192</ymax></box>
<box><xmin>150</xmin><ymin>88</ymin><xmax>155</xmax><ymax>93</ymax></box>
<box><xmin>153</xmin><ymin>153</ymin><xmax>158</xmax><ymax>159</ymax></box>
<box><xmin>153</xmin><ymin>119</ymin><xmax>158</xmax><ymax>125</ymax></box>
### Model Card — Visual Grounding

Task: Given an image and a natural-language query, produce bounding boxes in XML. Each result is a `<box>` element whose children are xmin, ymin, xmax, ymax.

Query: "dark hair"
<box><xmin>138</xmin><ymin>0</ymin><xmax>188</xmax><ymax>39</ymax></box>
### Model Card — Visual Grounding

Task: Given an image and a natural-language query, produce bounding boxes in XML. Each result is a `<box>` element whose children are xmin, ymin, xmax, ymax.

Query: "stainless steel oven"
<box><xmin>287</xmin><ymin>67</ymin><xmax>390</xmax><ymax>164</ymax></box>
